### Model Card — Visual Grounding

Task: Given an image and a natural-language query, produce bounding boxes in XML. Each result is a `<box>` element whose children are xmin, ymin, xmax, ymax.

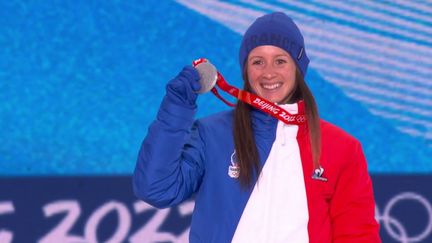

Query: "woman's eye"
<box><xmin>276</xmin><ymin>59</ymin><xmax>287</xmax><ymax>65</ymax></box>
<box><xmin>252</xmin><ymin>60</ymin><xmax>263</xmax><ymax>65</ymax></box>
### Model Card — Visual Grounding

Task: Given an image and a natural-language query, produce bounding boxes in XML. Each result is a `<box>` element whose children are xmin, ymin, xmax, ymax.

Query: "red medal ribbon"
<box><xmin>193</xmin><ymin>58</ymin><xmax>306</xmax><ymax>125</ymax></box>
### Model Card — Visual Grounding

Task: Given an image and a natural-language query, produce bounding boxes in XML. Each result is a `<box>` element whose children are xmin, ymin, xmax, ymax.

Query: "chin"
<box><xmin>266</xmin><ymin>94</ymin><xmax>285</xmax><ymax>103</ymax></box>
<box><xmin>266</xmin><ymin>94</ymin><xmax>294</xmax><ymax>104</ymax></box>
<box><xmin>255</xmin><ymin>89</ymin><xmax>290</xmax><ymax>103</ymax></box>
<box><xmin>264</xmin><ymin>97</ymin><xmax>283</xmax><ymax>104</ymax></box>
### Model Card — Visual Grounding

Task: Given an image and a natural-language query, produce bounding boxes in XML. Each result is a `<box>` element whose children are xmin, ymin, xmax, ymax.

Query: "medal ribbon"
<box><xmin>193</xmin><ymin>58</ymin><xmax>306</xmax><ymax>125</ymax></box>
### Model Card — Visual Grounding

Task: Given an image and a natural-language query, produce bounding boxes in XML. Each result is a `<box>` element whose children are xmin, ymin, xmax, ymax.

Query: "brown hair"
<box><xmin>233</xmin><ymin>70</ymin><xmax>321</xmax><ymax>188</ymax></box>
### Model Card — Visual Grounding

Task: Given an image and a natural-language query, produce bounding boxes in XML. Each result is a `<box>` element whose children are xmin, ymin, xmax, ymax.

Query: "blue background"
<box><xmin>0</xmin><ymin>1</ymin><xmax>431</xmax><ymax>242</ymax></box>
<box><xmin>1</xmin><ymin>0</ymin><xmax>431</xmax><ymax>175</ymax></box>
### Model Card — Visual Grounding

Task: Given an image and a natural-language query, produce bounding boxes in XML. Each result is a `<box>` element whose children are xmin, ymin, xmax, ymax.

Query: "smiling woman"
<box><xmin>246</xmin><ymin>45</ymin><xmax>297</xmax><ymax>104</ymax></box>
<box><xmin>133</xmin><ymin>11</ymin><xmax>381</xmax><ymax>243</ymax></box>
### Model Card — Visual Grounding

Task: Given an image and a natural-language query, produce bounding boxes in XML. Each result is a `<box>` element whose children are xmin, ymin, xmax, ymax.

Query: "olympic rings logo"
<box><xmin>375</xmin><ymin>192</ymin><xmax>432</xmax><ymax>243</ymax></box>
<box><xmin>296</xmin><ymin>115</ymin><xmax>306</xmax><ymax>123</ymax></box>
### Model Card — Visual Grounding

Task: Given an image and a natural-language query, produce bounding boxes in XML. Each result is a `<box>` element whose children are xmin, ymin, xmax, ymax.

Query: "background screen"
<box><xmin>1</xmin><ymin>1</ymin><xmax>431</xmax><ymax>242</ymax></box>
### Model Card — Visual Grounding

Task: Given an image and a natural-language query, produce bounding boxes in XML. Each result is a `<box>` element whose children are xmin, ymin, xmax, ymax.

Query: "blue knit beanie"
<box><xmin>239</xmin><ymin>12</ymin><xmax>309</xmax><ymax>76</ymax></box>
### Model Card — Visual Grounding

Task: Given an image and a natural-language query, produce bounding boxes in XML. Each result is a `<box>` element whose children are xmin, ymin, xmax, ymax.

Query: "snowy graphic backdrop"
<box><xmin>0</xmin><ymin>0</ymin><xmax>431</xmax><ymax>174</ymax></box>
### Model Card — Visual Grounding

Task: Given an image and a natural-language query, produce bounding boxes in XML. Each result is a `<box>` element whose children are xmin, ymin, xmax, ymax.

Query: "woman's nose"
<box><xmin>262</xmin><ymin>65</ymin><xmax>276</xmax><ymax>79</ymax></box>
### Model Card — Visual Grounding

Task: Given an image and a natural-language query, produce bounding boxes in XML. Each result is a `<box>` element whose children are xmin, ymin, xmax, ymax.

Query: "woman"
<box><xmin>133</xmin><ymin>12</ymin><xmax>381</xmax><ymax>243</ymax></box>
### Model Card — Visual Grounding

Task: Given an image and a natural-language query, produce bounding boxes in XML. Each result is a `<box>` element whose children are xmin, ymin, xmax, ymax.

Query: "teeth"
<box><xmin>262</xmin><ymin>83</ymin><xmax>281</xmax><ymax>90</ymax></box>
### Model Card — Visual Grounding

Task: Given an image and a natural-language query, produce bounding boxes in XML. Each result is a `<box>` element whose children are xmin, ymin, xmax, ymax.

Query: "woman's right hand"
<box><xmin>166</xmin><ymin>66</ymin><xmax>201</xmax><ymax>106</ymax></box>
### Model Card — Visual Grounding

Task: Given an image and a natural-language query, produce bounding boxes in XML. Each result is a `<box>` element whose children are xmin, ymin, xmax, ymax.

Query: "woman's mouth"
<box><xmin>261</xmin><ymin>82</ymin><xmax>282</xmax><ymax>91</ymax></box>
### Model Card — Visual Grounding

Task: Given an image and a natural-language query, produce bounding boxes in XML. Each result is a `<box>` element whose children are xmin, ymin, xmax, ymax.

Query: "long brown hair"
<box><xmin>233</xmin><ymin>70</ymin><xmax>321</xmax><ymax>188</ymax></box>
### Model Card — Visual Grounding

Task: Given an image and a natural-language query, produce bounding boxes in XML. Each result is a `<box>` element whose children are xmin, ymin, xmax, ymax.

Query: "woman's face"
<box><xmin>246</xmin><ymin>45</ymin><xmax>297</xmax><ymax>104</ymax></box>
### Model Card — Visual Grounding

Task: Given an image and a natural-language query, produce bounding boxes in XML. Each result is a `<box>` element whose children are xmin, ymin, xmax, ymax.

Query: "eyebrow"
<box><xmin>248</xmin><ymin>54</ymin><xmax>290</xmax><ymax>60</ymax></box>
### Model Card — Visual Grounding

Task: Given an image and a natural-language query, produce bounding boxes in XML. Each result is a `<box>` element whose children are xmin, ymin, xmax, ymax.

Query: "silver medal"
<box><xmin>194</xmin><ymin>61</ymin><xmax>218</xmax><ymax>94</ymax></box>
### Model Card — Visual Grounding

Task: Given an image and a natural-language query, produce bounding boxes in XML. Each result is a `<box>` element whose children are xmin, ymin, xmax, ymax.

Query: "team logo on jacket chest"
<box><xmin>228</xmin><ymin>151</ymin><xmax>240</xmax><ymax>178</ymax></box>
<box><xmin>312</xmin><ymin>166</ymin><xmax>328</xmax><ymax>182</ymax></box>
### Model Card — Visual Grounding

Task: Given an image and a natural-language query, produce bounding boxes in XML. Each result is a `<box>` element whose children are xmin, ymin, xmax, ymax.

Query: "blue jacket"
<box><xmin>133</xmin><ymin>95</ymin><xmax>380</xmax><ymax>242</ymax></box>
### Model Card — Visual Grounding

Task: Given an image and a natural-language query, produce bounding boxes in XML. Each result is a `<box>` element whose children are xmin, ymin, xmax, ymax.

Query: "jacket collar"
<box><xmin>250</xmin><ymin>100</ymin><xmax>308</xmax><ymax>138</ymax></box>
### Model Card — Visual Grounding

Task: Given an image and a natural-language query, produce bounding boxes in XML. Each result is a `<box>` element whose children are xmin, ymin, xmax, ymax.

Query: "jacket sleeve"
<box><xmin>330</xmin><ymin>141</ymin><xmax>381</xmax><ymax>242</ymax></box>
<box><xmin>132</xmin><ymin>96</ymin><xmax>205</xmax><ymax>208</ymax></box>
